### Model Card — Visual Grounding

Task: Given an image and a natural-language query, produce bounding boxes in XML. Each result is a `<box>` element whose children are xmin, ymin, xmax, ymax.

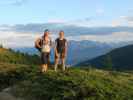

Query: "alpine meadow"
<box><xmin>0</xmin><ymin>0</ymin><xmax>133</xmax><ymax>100</ymax></box>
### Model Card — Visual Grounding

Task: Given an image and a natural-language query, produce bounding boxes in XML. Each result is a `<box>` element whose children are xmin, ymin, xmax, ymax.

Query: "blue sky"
<box><xmin>0</xmin><ymin>0</ymin><xmax>133</xmax><ymax>47</ymax></box>
<box><xmin>0</xmin><ymin>0</ymin><xmax>132</xmax><ymax>26</ymax></box>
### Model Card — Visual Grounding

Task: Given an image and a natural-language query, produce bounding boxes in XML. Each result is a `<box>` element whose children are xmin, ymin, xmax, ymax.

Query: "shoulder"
<box><xmin>36</xmin><ymin>36</ymin><xmax>43</xmax><ymax>41</ymax></box>
<box><xmin>55</xmin><ymin>38</ymin><xmax>59</xmax><ymax>41</ymax></box>
<box><xmin>64</xmin><ymin>38</ymin><xmax>67</xmax><ymax>42</ymax></box>
<box><xmin>48</xmin><ymin>37</ymin><xmax>52</xmax><ymax>41</ymax></box>
<box><xmin>35</xmin><ymin>37</ymin><xmax>41</xmax><ymax>41</ymax></box>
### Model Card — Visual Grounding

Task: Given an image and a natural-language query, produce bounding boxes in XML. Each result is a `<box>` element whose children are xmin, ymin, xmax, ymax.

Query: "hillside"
<box><xmin>0</xmin><ymin>47</ymin><xmax>133</xmax><ymax>100</ymax></box>
<box><xmin>0</xmin><ymin>47</ymin><xmax>40</xmax><ymax>65</ymax></box>
<box><xmin>0</xmin><ymin>66</ymin><xmax>133</xmax><ymax>100</ymax></box>
<box><xmin>0</xmin><ymin>47</ymin><xmax>41</xmax><ymax>92</ymax></box>
<box><xmin>78</xmin><ymin>44</ymin><xmax>133</xmax><ymax>70</ymax></box>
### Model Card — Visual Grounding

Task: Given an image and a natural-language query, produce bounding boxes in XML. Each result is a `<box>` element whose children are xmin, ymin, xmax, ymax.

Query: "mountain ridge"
<box><xmin>78</xmin><ymin>44</ymin><xmax>133</xmax><ymax>70</ymax></box>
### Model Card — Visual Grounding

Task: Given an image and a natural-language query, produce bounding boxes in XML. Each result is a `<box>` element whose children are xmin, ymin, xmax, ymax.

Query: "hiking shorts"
<box><xmin>41</xmin><ymin>52</ymin><xmax>50</xmax><ymax>64</ymax></box>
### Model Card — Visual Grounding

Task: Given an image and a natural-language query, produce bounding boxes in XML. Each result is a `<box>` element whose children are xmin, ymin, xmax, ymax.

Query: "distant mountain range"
<box><xmin>13</xmin><ymin>41</ymin><xmax>113</xmax><ymax>65</ymax></box>
<box><xmin>78</xmin><ymin>44</ymin><xmax>133</xmax><ymax>70</ymax></box>
<box><xmin>13</xmin><ymin>40</ymin><xmax>133</xmax><ymax>65</ymax></box>
<box><xmin>1</xmin><ymin>38</ymin><xmax>133</xmax><ymax>70</ymax></box>
<box><xmin>1</xmin><ymin>23</ymin><xmax>133</xmax><ymax>65</ymax></box>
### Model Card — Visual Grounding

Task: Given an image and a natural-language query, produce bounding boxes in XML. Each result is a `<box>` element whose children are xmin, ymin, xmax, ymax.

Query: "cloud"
<box><xmin>111</xmin><ymin>19</ymin><xmax>123</xmax><ymax>27</ymax></box>
<box><xmin>1</xmin><ymin>23</ymin><xmax>133</xmax><ymax>36</ymax></box>
<box><xmin>123</xmin><ymin>16</ymin><xmax>133</xmax><ymax>23</ymax></box>
<box><xmin>109</xmin><ymin>15</ymin><xmax>133</xmax><ymax>27</ymax></box>
<box><xmin>12</xmin><ymin>0</ymin><xmax>27</xmax><ymax>6</ymax></box>
<box><xmin>1</xmin><ymin>30</ymin><xmax>133</xmax><ymax>48</ymax></box>
<box><xmin>65</xmin><ymin>18</ymin><xmax>93</xmax><ymax>27</ymax></box>
<box><xmin>0</xmin><ymin>30</ymin><xmax>57</xmax><ymax>48</ymax></box>
<box><xmin>119</xmin><ymin>16</ymin><xmax>133</xmax><ymax>26</ymax></box>
<box><xmin>67</xmin><ymin>32</ymin><xmax>133</xmax><ymax>43</ymax></box>
<box><xmin>0</xmin><ymin>31</ymin><xmax>36</xmax><ymax>47</ymax></box>
<box><xmin>47</xmin><ymin>17</ymin><xmax>94</xmax><ymax>27</ymax></box>
<box><xmin>0</xmin><ymin>23</ymin><xmax>133</xmax><ymax>47</ymax></box>
<box><xmin>0</xmin><ymin>0</ymin><xmax>27</xmax><ymax>6</ymax></box>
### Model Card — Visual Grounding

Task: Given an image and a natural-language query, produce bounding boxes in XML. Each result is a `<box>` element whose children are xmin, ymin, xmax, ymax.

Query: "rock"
<box><xmin>0</xmin><ymin>88</ymin><xmax>24</xmax><ymax>100</ymax></box>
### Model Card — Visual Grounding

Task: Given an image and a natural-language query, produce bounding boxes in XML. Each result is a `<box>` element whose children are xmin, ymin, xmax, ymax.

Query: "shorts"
<box><xmin>41</xmin><ymin>52</ymin><xmax>50</xmax><ymax>64</ymax></box>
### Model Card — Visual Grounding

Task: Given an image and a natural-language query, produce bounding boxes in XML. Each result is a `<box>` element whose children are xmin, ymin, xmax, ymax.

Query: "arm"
<box><xmin>54</xmin><ymin>39</ymin><xmax>59</xmax><ymax>57</ymax></box>
<box><xmin>35</xmin><ymin>38</ymin><xmax>41</xmax><ymax>48</ymax></box>
<box><xmin>64</xmin><ymin>40</ymin><xmax>68</xmax><ymax>57</ymax></box>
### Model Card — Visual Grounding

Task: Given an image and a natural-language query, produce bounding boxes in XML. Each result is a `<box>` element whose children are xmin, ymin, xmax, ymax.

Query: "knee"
<box><xmin>61</xmin><ymin>59</ymin><xmax>65</xmax><ymax>63</ymax></box>
<box><xmin>55</xmin><ymin>58</ymin><xmax>59</xmax><ymax>63</ymax></box>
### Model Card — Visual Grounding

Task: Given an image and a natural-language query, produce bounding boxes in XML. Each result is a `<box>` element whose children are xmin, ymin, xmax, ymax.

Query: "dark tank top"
<box><xmin>56</xmin><ymin>38</ymin><xmax>67</xmax><ymax>53</ymax></box>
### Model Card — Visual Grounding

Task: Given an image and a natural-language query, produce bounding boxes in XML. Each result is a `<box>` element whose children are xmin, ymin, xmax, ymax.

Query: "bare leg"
<box><xmin>61</xmin><ymin>58</ymin><xmax>66</xmax><ymax>71</ymax></box>
<box><xmin>55</xmin><ymin>58</ymin><xmax>59</xmax><ymax>71</ymax></box>
<box><xmin>45</xmin><ymin>64</ymin><xmax>48</xmax><ymax>72</ymax></box>
<box><xmin>41</xmin><ymin>64</ymin><xmax>45</xmax><ymax>72</ymax></box>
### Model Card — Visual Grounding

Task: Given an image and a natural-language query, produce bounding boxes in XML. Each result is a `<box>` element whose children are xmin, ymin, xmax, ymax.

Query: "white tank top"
<box><xmin>41</xmin><ymin>38</ymin><xmax>51</xmax><ymax>53</ymax></box>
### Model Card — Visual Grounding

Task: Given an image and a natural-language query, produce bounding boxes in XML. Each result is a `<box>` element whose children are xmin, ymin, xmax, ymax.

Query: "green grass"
<box><xmin>5</xmin><ymin>67</ymin><xmax>133</xmax><ymax>100</ymax></box>
<box><xmin>1</xmin><ymin>47</ymin><xmax>133</xmax><ymax>100</ymax></box>
<box><xmin>0</xmin><ymin>48</ymin><xmax>40</xmax><ymax>65</ymax></box>
<box><xmin>0</xmin><ymin>62</ymin><xmax>37</xmax><ymax>91</ymax></box>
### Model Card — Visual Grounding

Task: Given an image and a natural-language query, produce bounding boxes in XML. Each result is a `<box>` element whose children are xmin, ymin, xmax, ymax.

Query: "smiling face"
<box><xmin>43</xmin><ymin>30</ymin><xmax>50</xmax><ymax>41</ymax></box>
<box><xmin>59</xmin><ymin>31</ymin><xmax>64</xmax><ymax>39</ymax></box>
<box><xmin>43</xmin><ymin>30</ymin><xmax>50</xmax><ymax>39</ymax></box>
<box><xmin>44</xmin><ymin>31</ymin><xmax>49</xmax><ymax>36</ymax></box>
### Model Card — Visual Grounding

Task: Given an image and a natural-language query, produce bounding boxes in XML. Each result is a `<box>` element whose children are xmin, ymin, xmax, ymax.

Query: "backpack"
<box><xmin>35</xmin><ymin>38</ymin><xmax>43</xmax><ymax>52</ymax></box>
<box><xmin>35</xmin><ymin>37</ymin><xmax>52</xmax><ymax>52</ymax></box>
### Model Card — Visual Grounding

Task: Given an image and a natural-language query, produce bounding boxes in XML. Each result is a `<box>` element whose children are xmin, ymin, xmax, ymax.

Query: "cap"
<box><xmin>44</xmin><ymin>29</ymin><xmax>49</xmax><ymax>32</ymax></box>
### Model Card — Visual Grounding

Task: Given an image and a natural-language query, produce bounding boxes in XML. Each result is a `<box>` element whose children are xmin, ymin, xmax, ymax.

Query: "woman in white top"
<box><xmin>35</xmin><ymin>29</ymin><xmax>52</xmax><ymax>72</ymax></box>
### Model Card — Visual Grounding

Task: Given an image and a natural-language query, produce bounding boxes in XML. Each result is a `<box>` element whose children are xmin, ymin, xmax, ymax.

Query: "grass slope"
<box><xmin>5</xmin><ymin>67</ymin><xmax>133</xmax><ymax>100</ymax></box>
<box><xmin>0</xmin><ymin>48</ymin><xmax>40</xmax><ymax>65</ymax></box>
<box><xmin>0</xmin><ymin>62</ymin><xmax>35</xmax><ymax>91</ymax></box>
<box><xmin>79</xmin><ymin>45</ymin><xmax>133</xmax><ymax>70</ymax></box>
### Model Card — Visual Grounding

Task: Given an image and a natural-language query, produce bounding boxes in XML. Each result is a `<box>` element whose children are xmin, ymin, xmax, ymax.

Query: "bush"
<box><xmin>10</xmin><ymin>68</ymin><xmax>133</xmax><ymax>100</ymax></box>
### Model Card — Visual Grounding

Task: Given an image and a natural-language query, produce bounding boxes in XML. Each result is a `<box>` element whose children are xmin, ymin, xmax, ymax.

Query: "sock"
<box><xmin>63</xmin><ymin>64</ymin><xmax>65</xmax><ymax>71</ymax></box>
<box><xmin>55</xmin><ymin>64</ymin><xmax>58</xmax><ymax>71</ymax></box>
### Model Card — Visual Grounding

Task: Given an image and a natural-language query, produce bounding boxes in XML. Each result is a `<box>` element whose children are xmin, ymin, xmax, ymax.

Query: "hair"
<box><xmin>59</xmin><ymin>30</ymin><xmax>64</xmax><ymax>33</ymax></box>
<box><xmin>43</xmin><ymin>29</ymin><xmax>49</xmax><ymax>41</ymax></box>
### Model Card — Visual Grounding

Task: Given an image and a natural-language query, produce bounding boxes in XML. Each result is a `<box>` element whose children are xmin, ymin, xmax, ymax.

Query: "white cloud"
<box><xmin>111</xmin><ymin>20</ymin><xmax>122</xmax><ymax>27</ymax></box>
<box><xmin>0</xmin><ymin>0</ymin><xmax>27</xmax><ymax>6</ymax></box>
<box><xmin>64</xmin><ymin>17</ymin><xmax>94</xmax><ymax>27</ymax></box>
<box><xmin>0</xmin><ymin>22</ymin><xmax>133</xmax><ymax>48</ymax></box>
<box><xmin>117</xmin><ymin>16</ymin><xmax>133</xmax><ymax>26</ymax></box>
<box><xmin>67</xmin><ymin>32</ymin><xmax>133</xmax><ymax>43</ymax></box>
<box><xmin>0</xmin><ymin>31</ymin><xmax>57</xmax><ymax>48</ymax></box>
<box><xmin>0</xmin><ymin>31</ymin><xmax>133</xmax><ymax>48</ymax></box>
<box><xmin>0</xmin><ymin>31</ymin><xmax>38</xmax><ymax>47</ymax></box>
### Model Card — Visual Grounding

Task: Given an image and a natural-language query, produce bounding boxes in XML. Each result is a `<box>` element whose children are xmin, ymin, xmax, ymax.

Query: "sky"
<box><xmin>0</xmin><ymin>0</ymin><xmax>133</xmax><ymax>47</ymax></box>
<box><xmin>0</xmin><ymin>0</ymin><xmax>132</xmax><ymax>26</ymax></box>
